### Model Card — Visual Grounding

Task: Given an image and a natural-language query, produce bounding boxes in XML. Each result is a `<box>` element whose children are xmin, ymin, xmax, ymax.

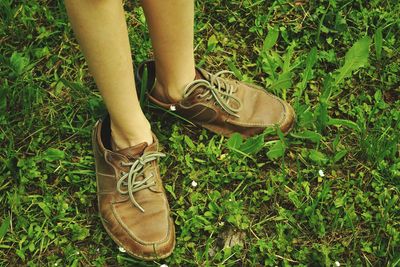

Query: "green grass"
<box><xmin>1</xmin><ymin>0</ymin><xmax>399</xmax><ymax>266</ymax></box>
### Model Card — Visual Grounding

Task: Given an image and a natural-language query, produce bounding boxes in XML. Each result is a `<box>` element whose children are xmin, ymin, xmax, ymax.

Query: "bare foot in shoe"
<box><xmin>110</xmin><ymin>117</ymin><xmax>153</xmax><ymax>151</ymax></box>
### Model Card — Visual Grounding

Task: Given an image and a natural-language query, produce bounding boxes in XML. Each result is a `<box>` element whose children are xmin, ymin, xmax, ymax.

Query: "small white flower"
<box><xmin>118</xmin><ymin>247</ymin><xmax>126</xmax><ymax>253</ymax></box>
<box><xmin>335</xmin><ymin>261</ymin><xmax>340</xmax><ymax>267</ymax></box>
<box><xmin>318</xmin><ymin>169</ymin><xmax>325</xmax><ymax>177</ymax></box>
<box><xmin>170</xmin><ymin>105</ymin><xmax>176</xmax><ymax>111</ymax></box>
<box><xmin>54</xmin><ymin>263</ymin><xmax>58</xmax><ymax>267</ymax></box>
<box><xmin>191</xmin><ymin>180</ymin><xmax>198</xmax><ymax>187</ymax></box>
<box><xmin>160</xmin><ymin>264</ymin><xmax>168</xmax><ymax>267</ymax></box>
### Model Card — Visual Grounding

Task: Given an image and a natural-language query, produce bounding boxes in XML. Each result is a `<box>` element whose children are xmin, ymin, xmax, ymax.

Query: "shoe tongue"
<box><xmin>116</xmin><ymin>142</ymin><xmax>148</xmax><ymax>159</ymax></box>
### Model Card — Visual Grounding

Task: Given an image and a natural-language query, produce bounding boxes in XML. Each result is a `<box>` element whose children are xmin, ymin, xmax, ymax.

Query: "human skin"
<box><xmin>65</xmin><ymin>0</ymin><xmax>195</xmax><ymax>149</ymax></box>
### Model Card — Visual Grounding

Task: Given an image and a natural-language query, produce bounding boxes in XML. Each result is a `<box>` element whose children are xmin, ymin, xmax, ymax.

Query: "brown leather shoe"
<box><xmin>135</xmin><ymin>60</ymin><xmax>295</xmax><ymax>138</ymax></box>
<box><xmin>92</xmin><ymin>116</ymin><xmax>175</xmax><ymax>260</ymax></box>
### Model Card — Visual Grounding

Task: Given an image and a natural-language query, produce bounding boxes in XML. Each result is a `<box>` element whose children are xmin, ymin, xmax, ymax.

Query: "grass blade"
<box><xmin>0</xmin><ymin>216</ymin><xmax>10</xmax><ymax>240</ymax></box>
<box><xmin>374</xmin><ymin>27</ymin><xmax>383</xmax><ymax>60</ymax></box>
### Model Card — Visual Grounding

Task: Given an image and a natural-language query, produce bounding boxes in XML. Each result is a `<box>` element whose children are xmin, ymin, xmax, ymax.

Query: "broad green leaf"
<box><xmin>10</xmin><ymin>52</ymin><xmax>30</xmax><ymax>75</ymax></box>
<box><xmin>28</xmin><ymin>242</ymin><xmax>35</xmax><ymax>252</ymax></box>
<box><xmin>334</xmin><ymin>196</ymin><xmax>345</xmax><ymax>208</ymax></box>
<box><xmin>316</xmin><ymin>75</ymin><xmax>333</xmax><ymax>132</ymax></box>
<box><xmin>271</xmin><ymin>71</ymin><xmax>292</xmax><ymax>90</ymax></box>
<box><xmin>276</xmin><ymin>126</ymin><xmax>286</xmax><ymax>141</ymax></box>
<box><xmin>16</xmin><ymin>249</ymin><xmax>25</xmax><ymax>261</ymax></box>
<box><xmin>374</xmin><ymin>27</ymin><xmax>383</xmax><ymax>60</ymax></box>
<box><xmin>297</xmin><ymin>109</ymin><xmax>314</xmax><ymax>128</ymax></box>
<box><xmin>227</xmin><ymin>133</ymin><xmax>264</xmax><ymax>156</ymax></box>
<box><xmin>262</xmin><ymin>27</ymin><xmax>279</xmax><ymax>52</ymax></box>
<box><xmin>288</xmin><ymin>191</ymin><xmax>301</xmax><ymax>208</ymax></box>
<box><xmin>267</xmin><ymin>140</ymin><xmax>285</xmax><ymax>160</ymax></box>
<box><xmin>0</xmin><ymin>216</ymin><xmax>10</xmax><ymax>239</ymax></box>
<box><xmin>296</xmin><ymin>47</ymin><xmax>318</xmax><ymax>97</ymax></box>
<box><xmin>320</xmin><ymin>75</ymin><xmax>333</xmax><ymax>104</ymax></box>
<box><xmin>38</xmin><ymin>202</ymin><xmax>51</xmax><ymax>216</ymax></box>
<box><xmin>43</xmin><ymin>148</ymin><xmax>65</xmax><ymax>162</ymax></box>
<box><xmin>270</xmin><ymin>50</ymin><xmax>283</xmax><ymax>67</ymax></box>
<box><xmin>333</xmin><ymin>150</ymin><xmax>348</xmax><ymax>163</ymax></box>
<box><xmin>334</xmin><ymin>36</ymin><xmax>371</xmax><ymax>85</ymax></box>
<box><xmin>60</xmin><ymin>78</ymin><xmax>85</xmax><ymax>92</ymax></box>
<box><xmin>0</xmin><ymin>83</ymin><xmax>7</xmax><ymax>116</ymax></box>
<box><xmin>207</xmin><ymin>34</ymin><xmax>218</xmax><ymax>51</ymax></box>
<box><xmin>309</xmin><ymin>149</ymin><xmax>328</xmax><ymax>164</ymax></box>
<box><xmin>282</xmin><ymin>43</ymin><xmax>295</xmax><ymax>72</ymax></box>
<box><xmin>315</xmin><ymin>102</ymin><xmax>329</xmax><ymax>133</ymax></box>
<box><xmin>165</xmin><ymin>185</ymin><xmax>177</xmax><ymax>200</ymax></box>
<box><xmin>226</xmin><ymin>133</ymin><xmax>243</xmax><ymax>150</ymax></box>
<box><xmin>327</xmin><ymin>118</ymin><xmax>361</xmax><ymax>132</ymax></box>
<box><xmin>302</xmin><ymin>181</ymin><xmax>310</xmax><ymax>196</ymax></box>
<box><xmin>70</xmin><ymin>224</ymin><xmax>89</xmax><ymax>241</ymax></box>
<box><xmin>335</xmin><ymin>12</ymin><xmax>348</xmax><ymax>32</ymax></box>
<box><xmin>184</xmin><ymin>136</ymin><xmax>196</xmax><ymax>150</ymax></box>
<box><xmin>239</xmin><ymin>135</ymin><xmax>264</xmax><ymax>154</ymax></box>
<box><xmin>332</xmin><ymin>133</ymin><xmax>341</xmax><ymax>151</ymax></box>
<box><xmin>291</xmin><ymin>130</ymin><xmax>322</xmax><ymax>143</ymax></box>
<box><xmin>225</xmin><ymin>59</ymin><xmax>243</xmax><ymax>80</ymax></box>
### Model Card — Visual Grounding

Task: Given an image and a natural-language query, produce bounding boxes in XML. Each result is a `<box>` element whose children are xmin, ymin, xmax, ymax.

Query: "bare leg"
<box><xmin>65</xmin><ymin>0</ymin><xmax>152</xmax><ymax>149</ymax></box>
<box><xmin>140</xmin><ymin>0</ymin><xmax>196</xmax><ymax>103</ymax></box>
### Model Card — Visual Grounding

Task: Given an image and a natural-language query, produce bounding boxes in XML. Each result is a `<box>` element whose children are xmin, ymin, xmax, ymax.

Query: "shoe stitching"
<box><xmin>98</xmin><ymin>178</ymin><xmax>173</xmax><ymax>256</ymax></box>
<box><xmin>99</xmin><ymin>215</ymin><xmax>175</xmax><ymax>260</ymax></box>
<box><xmin>110</xmin><ymin>203</ymin><xmax>172</xmax><ymax>245</ymax></box>
<box><xmin>179</xmin><ymin>102</ymin><xmax>219</xmax><ymax>123</ymax></box>
<box><xmin>226</xmin><ymin>99</ymin><xmax>287</xmax><ymax>127</ymax></box>
<box><xmin>96</xmin><ymin>172</ymin><xmax>115</xmax><ymax>177</ymax></box>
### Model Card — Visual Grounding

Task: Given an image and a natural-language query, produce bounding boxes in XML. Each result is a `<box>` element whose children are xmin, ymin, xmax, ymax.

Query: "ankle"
<box><xmin>152</xmin><ymin>81</ymin><xmax>183</xmax><ymax>103</ymax></box>
<box><xmin>110</xmin><ymin>119</ymin><xmax>152</xmax><ymax>151</ymax></box>
<box><xmin>152</xmin><ymin>69</ymin><xmax>196</xmax><ymax>103</ymax></box>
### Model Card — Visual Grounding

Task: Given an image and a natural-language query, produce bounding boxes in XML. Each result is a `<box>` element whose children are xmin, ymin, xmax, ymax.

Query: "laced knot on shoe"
<box><xmin>116</xmin><ymin>151</ymin><xmax>165</xmax><ymax>213</ymax></box>
<box><xmin>183</xmin><ymin>70</ymin><xmax>242</xmax><ymax>117</ymax></box>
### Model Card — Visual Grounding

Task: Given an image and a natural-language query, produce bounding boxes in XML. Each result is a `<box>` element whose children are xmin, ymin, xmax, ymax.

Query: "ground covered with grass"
<box><xmin>1</xmin><ymin>0</ymin><xmax>399</xmax><ymax>266</ymax></box>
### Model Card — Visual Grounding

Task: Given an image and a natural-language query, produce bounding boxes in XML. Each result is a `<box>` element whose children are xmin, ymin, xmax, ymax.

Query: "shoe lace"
<box><xmin>183</xmin><ymin>70</ymin><xmax>242</xmax><ymax>117</ymax></box>
<box><xmin>116</xmin><ymin>151</ymin><xmax>165</xmax><ymax>212</ymax></box>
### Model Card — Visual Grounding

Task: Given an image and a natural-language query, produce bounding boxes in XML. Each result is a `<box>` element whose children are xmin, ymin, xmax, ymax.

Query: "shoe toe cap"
<box><xmin>124</xmin><ymin>217</ymin><xmax>175</xmax><ymax>260</ymax></box>
<box><xmin>100</xmin><ymin>200</ymin><xmax>175</xmax><ymax>260</ymax></box>
<box><xmin>103</xmin><ymin>215</ymin><xmax>175</xmax><ymax>260</ymax></box>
